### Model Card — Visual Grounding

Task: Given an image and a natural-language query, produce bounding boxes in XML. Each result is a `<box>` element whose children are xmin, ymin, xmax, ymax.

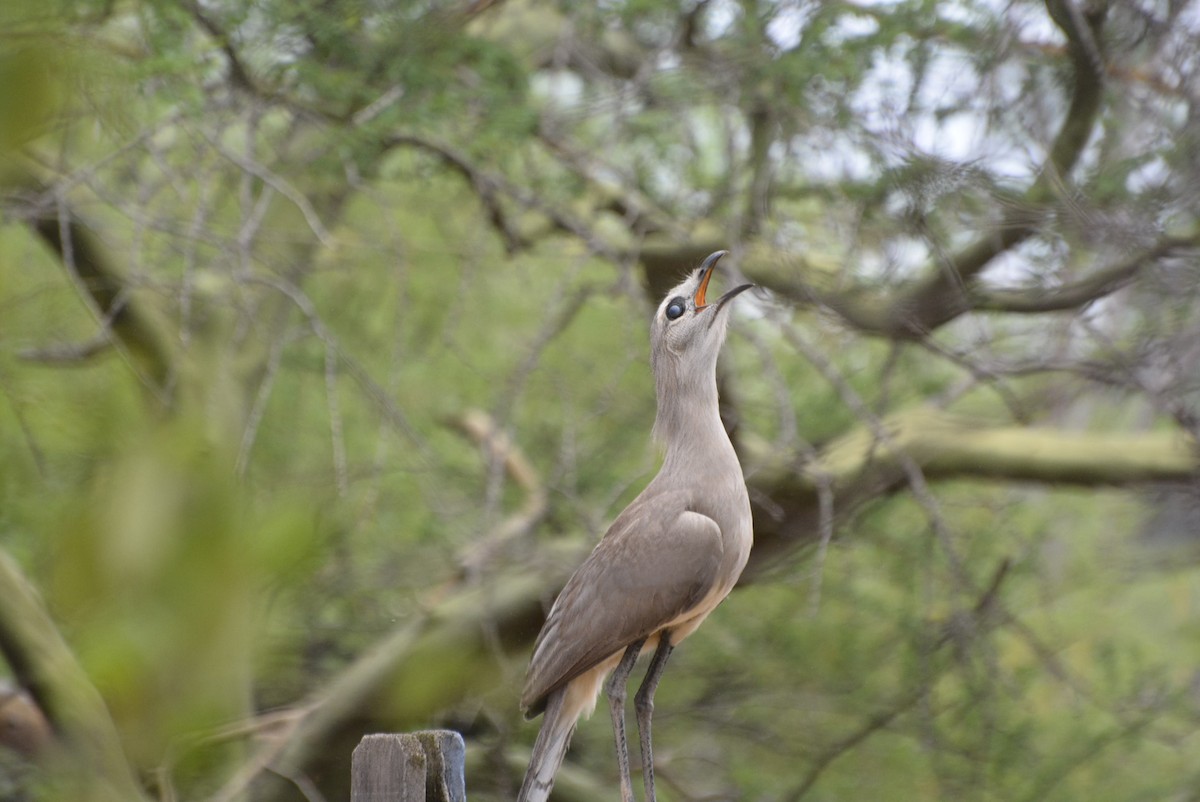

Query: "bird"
<box><xmin>517</xmin><ymin>250</ymin><xmax>754</xmax><ymax>802</ymax></box>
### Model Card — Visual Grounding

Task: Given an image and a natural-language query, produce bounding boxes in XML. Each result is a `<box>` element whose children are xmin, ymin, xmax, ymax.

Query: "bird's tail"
<box><xmin>517</xmin><ymin>689</ymin><xmax>578</xmax><ymax>802</ymax></box>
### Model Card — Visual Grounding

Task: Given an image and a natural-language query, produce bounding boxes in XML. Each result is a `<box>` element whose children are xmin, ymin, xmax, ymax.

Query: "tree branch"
<box><xmin>18</xmin><ymin>327</ymin><xmax>115</xmax><ymax>364</ymax></box>
<box><xmin>446</xmin><ymin>409</ymin><xmax>550</xmax><ymax>579</ymax></box>
<box><xmin>179</xmin><ymin>0</ymin><xmax>260</xmax><ymax>95</ymax></box>
<box><xmin>748</xmin><ymin>0</ymin><xmax>1109</xmax><ymax>339</ymax></box>
<box><xmin>971</xmin><ymin>235</ymin><xmax>1198</xmax><ymax>314</ymax></box>
<box><xmin>745</xmin><ymin>408</ymin><xmax>1198</xmax><ymax>576</ymax></box>
<box><xmin>383</xmin><ymin>134</ymin><xmax>531</xmax><ymax>254</ymax></box>
<box><xmin>23</xmin><ymin>194</ymin><xmax>175</xmax><ymax>399</ymax></box>
<box><xmin>0</xmin><ymin>550</ymin><xmax>149</xmax><ymax>802</ymax></box>
<box><xmin>536</xmin><ymin>129</ymin><xmax>687</xmax><ymax>240</ymax></box>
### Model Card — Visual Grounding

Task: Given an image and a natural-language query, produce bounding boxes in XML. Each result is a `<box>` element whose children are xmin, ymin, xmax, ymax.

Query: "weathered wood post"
<box><xmin>351</xmin><ymin>730</ymin><xmax>466</xmax><ymax>802</ymax></box>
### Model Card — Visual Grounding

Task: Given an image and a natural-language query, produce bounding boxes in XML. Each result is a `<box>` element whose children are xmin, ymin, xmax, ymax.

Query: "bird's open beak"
<box><xmin>694</xmin><ymin>250</ymin><xmax>753</xmax><ymax>311</ymax></box>
<box><xmin>693</xmin><ymin>250</ymin><xmax>726</xmax><ymax>308</ymax></box>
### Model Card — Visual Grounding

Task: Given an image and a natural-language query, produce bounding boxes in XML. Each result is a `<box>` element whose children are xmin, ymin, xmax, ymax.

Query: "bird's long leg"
<box><xmin>634</xmin><ymin>635</ymin><xmax>674</xmax><ymax>802</ymax></box>
<box><xmin>605</xmin><ymin>638</ymin><xmax>647</xmax><ymax>802</ymax></box>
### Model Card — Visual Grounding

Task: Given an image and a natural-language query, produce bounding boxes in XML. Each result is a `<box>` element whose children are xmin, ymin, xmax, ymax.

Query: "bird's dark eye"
<box><xmin>665</xmin><ymin>297</ymin><xmax>686</xmax><ymax>320</ymax></box>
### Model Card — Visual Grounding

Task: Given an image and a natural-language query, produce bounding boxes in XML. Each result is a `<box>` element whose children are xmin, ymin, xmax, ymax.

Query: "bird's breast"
<box><xmin>664</xmin><ymin>492</ymin><xmax>751</xmax><ymax>645</ymax></box>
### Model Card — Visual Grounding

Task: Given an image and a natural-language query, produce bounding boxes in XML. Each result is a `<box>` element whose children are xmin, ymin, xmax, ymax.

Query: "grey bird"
<box><xmin>517</xmin><ymin>250</ymin><xmax>754</xmax><ymax>802</ymax></box>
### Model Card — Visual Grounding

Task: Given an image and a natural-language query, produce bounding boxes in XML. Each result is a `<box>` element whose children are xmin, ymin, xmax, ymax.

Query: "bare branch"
<box><xmin>783</xmin><ymin>685</ymin><xmax>927</xmax><ymax>801</ymax></box>
<box><xmin>383</xmin><ymin>133</ymin><xmax>622</xmax><ymax>258</ymax></box>
<box><xmin>18</xmin><ymin>328</ymin><xmax>114</xmax><ymax>364</ymax></box>
<box><xmin>783</xmin><ymin>558</ymin><xmax>1012</xmax><ymax>801</ymax></box>
<box><xmin>383</xmin><ymin>134</ymin><xmax>530</xmax><ymax>253</ymax></box>
<box><xmin>780</xmin><ymin>321</ymin><xmax>973</xmax><ymax>593</ymax></box>
<box><xmin>536</xmin><ymin>128</ymin><xmax>687</xmax><ymax>239</ymax></box>
<box><xmin>814</xmin><ymin>409</ymin><xmax>1196</xmax><ymax>489</ymax></box>
<box><xmin>19</xmin><ymin>189</ymin><xmax>175</xmax><ymax>401</ymax></box>
<box><xmin>446</xmin><ymin>409</ymin><xmax>550</xmax><ymax>579</ymax></box>
<box><xmin>201</xmin><ymin>132</ymin><xmax>332</xmax><ymax>246</ymax></box>
<box><xmin>749</xmin><ymin>0</ymin><xmax>1109</xmax><ymax>339</ymax></box>
<box><xmin>180</xmin><ymin>0</ymin><xmax>260</xmax><ymax>94</ymax></box>
<box><xmin>972</xmin><ymin>235</ymin><xmax>1200</xmax><ymax>314</ymax></box>
<box><xmin>236</xmin><ymin>329</ymin><xmax>294</xmax><ymax>476</ymax></box>
<box><xmin>241</xmin><ymin>275</ymin><xmax>430</xmax><ymax>455</ymax></box>
<box><xmin>745</xmin><ymin>407</ymin><xmax>1199</xmax><ymax>576</ymax></box>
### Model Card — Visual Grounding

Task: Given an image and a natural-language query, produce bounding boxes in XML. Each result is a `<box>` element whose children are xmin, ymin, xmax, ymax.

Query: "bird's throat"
<box><xmin>652</xmin><ymin>368</ymin><xmax>734</xmax><ymax>470</ymax></box>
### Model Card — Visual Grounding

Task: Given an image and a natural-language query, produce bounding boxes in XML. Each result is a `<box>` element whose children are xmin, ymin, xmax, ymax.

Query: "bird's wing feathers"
<box><xmin>521</xmin><ymin>490</ymin><xmax>724</xmax><ymax>714</ymax></box>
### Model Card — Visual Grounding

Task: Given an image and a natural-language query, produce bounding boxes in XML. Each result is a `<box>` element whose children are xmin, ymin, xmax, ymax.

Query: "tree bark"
<box><xmin>745</xmin><ymin>408</ymin><xmax>1197</xmax><ymax>574</ymax></box>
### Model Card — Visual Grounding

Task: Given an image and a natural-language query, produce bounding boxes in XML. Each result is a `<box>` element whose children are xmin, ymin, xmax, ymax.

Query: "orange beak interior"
<box><xmin>694</xmin><ymin>263</ymin><xmax>715</xmax><ymax>308</ymax></box>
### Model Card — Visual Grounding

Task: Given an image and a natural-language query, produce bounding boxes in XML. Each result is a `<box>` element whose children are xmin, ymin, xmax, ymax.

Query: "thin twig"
<box><xmin>324</xmin><ymin>342</ymin><xmax>349</xmax><ymax>496</ymax></box>
<box><xmin>779</xmin><ymin>317</ymin><xmax>973</xmax><ymax>594</ymax></box>
<box><xmin>201</xmin><ymin>131</ymin><xmax>331</xmax><ymax>246</ymax></box>
<box><xmin>236</xmin><ymin>327</ymin><xmax>295</xmax><ymax>476</ymax></box>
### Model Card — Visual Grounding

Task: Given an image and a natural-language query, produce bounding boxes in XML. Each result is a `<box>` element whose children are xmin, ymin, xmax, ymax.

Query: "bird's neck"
<box><xmin>652</xmin><ymin>363</ymin><xmax>736</xmax><ymax>471</ymax></box>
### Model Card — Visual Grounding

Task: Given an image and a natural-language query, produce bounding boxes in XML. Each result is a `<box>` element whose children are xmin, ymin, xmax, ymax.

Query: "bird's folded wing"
<box><xmin>521</xmin><ymin>497</ymin><xmax>723</xmax><ymax>713</ymax></box>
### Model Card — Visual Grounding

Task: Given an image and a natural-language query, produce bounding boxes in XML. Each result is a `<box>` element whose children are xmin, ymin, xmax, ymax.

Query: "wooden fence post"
<box><xmin>351</xmin><ymin>731</ymin><xmax>466</xmax><ymax>802</ymax></box>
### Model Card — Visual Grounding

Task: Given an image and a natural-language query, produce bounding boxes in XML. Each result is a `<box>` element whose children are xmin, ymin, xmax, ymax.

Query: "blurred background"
<box><xmin>2</xmin><ymin>0</ymin><xmax>1200</xmax><ymax>799</ymax></box>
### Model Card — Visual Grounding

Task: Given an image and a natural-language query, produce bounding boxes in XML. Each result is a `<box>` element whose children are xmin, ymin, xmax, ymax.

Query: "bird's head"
<box><xmin>650</xmin><ymin>250</ymin><xmax>752</xmax><ymax>374</ymax></box>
